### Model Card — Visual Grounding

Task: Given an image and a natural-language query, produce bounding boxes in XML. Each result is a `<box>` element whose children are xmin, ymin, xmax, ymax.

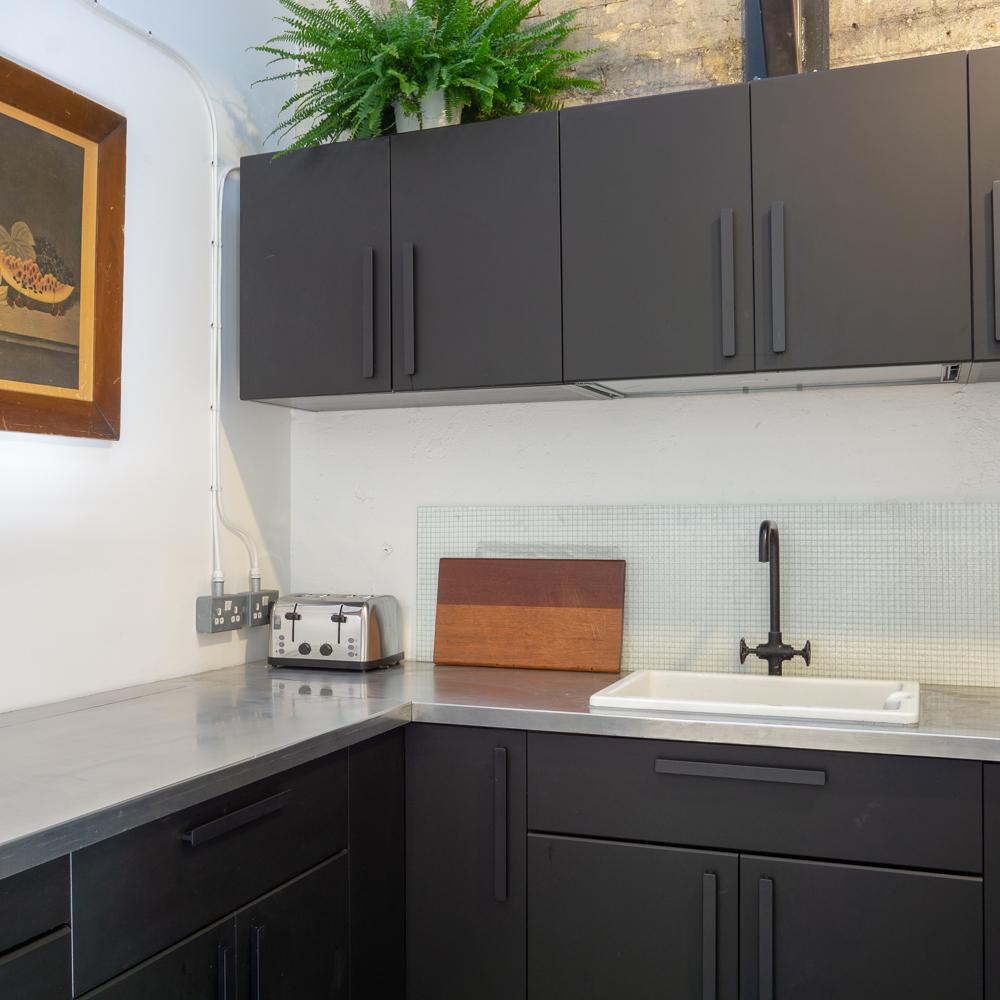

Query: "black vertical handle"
<box><xmin>250</xmin><ymin>925</ymin><xmax>264</xmax><ymax>1000</ymax></box>
<box><xmin>770</xmin><ymin>202</ymin><xmax>785</xmax><ymax>353</ymax></box>
<box><xmin>403</xmin><ymin>242</ymin><xmax>415</xmax><ymax>375</ymax></box>
<box><xmin>702</xmin><ymin>872</ymin><xmax>717</xmax><ymax>1000</ymax></box>
<box><xmin>993</xmin><ymin>182</ymin><xmax>1000</xmax><ymax>342</ymax></box>
<box><xmin>759</xmin><ymin>878</ymin><xmax>773</xmax><ymax>1000</ymax></box>
<box><xmin>362</xmin><ymin>247</ymin><xmax>374</xmax><ymax>377</ymax></box>
<box><xmin>494</xmin><ymin>747</ymin><xmax>507</xmax><ymax>902</ymax></box>
<box><xmin>217</xmin><ymin>945</ymin><xmax>232</xmax><ymax>1000</ymax></box>
<box><xmin>721</xmin><ymin>209</ymin><xmax>735</xmax><ymax>358</ymax></box>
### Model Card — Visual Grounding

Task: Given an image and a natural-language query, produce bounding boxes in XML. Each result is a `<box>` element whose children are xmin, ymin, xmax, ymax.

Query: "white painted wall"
<box><xmin>290</xmin><ymin>382</ymin><xmax>1000</xmax><ymax>656</ymax></box>
<box><xmin>0</xmin><ymin>0</ymin><xmax>293</xmax><ymax>712</ymax></box>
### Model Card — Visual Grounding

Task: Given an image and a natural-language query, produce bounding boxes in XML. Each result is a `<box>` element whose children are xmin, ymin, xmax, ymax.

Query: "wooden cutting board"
<box><xmin>433</xmin><ymin>558</ymin><xmax>626</xmax><ymax>672</ymax></box>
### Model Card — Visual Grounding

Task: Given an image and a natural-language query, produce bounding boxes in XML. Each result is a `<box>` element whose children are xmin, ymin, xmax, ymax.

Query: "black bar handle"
<box><xmin>403</xmin><ymin>242</ymin><xmax>415</xmax><ymax>375</ymax></box>
<box><xmin>721</xmin><ymin>208</ymin><xmax>735</xmax><ymax>358</ymax></box>
<box><xmin>759</xmin><ymin>879</ymin><xmax>773</xmax><ymax>1000</ymax></box>
<box><xmin>217</xmin><ymin>945</ymin><xmax>232</xmax><ymax>1000</ymax></box>
<box><xmin>183</xmin><ymin>789</ymin><xmax>291</xmax><ymax>846</ymax></box>
<box><xmin>494</xmin><ymin>747</ymin><xmax>507</xmax><ymax>902</ymax></box>
<box><xmin>655</xmin><ymin>758</ymin><xmax>825</xmax><ymax>786</ymax></box>
<box><xmin>993</xmin><ymin>182</ymin><xmax>1000</xmax><ymax>342</ymax></box>
<box><xmin>702</xmin><ymin>872</ymin><xmax>717</xmax><ymax>1000</ymax></box>
<box><xmin>362</xmin><ymin>246</ymin><xmax>374</xmax><ymax>377</ymax></box>
<box><xmin>770</xmin><ymin>201</ymin><xmax>785</xmax><ymax>353</ymax></box>
<box><xmin>250</xmin><ymin>925</ymin><xmax>264</xmax><ymax>1000</ymax></box>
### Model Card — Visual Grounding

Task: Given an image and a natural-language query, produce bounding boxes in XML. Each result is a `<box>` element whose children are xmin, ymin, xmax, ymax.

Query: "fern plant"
<box><xmin>254</xmin><ymin>0</ymin><xmax>599</xmax><ymax>147</ymax></box>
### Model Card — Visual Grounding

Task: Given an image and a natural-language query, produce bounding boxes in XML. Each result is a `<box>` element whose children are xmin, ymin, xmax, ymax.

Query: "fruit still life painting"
<box><xmin>0</xmin><ymin>104</ymin><xmax>94</xmax><ymax>395</ymax></box>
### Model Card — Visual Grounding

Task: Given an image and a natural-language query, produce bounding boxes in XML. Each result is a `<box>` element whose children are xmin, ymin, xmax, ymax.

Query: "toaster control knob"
<box><xmin>320</xmin><ymin>644</ymin><xmax>333</xmax><ymax>656</ymax></box>
<box><xmin>298</xmin><ymin>642</ymin><xmax>312</xmax><ymax>656</ymax></box>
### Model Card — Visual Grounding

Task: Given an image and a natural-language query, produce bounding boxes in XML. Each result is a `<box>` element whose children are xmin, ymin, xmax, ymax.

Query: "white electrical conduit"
<box><xmin>74</xmin><ymin>0</ymin><xmax>261</xmax><ymax>596</ymax></box>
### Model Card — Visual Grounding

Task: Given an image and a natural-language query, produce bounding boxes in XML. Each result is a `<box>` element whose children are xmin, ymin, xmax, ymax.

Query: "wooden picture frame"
<box><xmin>0</xmin><ymin>56</ymin><xmax>125</xmax><ymax>440</ymax></box>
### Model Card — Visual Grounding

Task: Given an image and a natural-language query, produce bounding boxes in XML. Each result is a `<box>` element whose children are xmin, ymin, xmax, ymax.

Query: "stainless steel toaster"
<box><xmin>269</xmin><ymin>594</ymin><xmax>403</xmax><ymax>670</ymax></box>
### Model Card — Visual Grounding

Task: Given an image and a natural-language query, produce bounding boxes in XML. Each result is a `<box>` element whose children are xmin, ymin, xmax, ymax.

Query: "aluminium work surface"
<box><xmin>4</xmin><ymin>662</ymin><xmax>1000</xmax><ymax>881</ymax></box>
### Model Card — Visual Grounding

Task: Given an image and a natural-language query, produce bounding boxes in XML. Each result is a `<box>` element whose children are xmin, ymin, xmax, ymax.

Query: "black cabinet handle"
<box><xmin>655</xmin><ymin>758</ymin><xmax>825</xmax><ymax>785</ymax></box>
<box><xmin>362</xmin><ymin>246</ymin><xmax>374</xmax><ymax>377</ymax></box>
<box><xmin>993</xmin><ymin>182</ymin><xmax>1000</xmax><ymax>342</ymax></box>
<box><xmin>770</xmin><ymin>201</ymin><xmax>785</xmax><ymax>353</ymax></box>
<box><xmin>721</xmin><ymin>208</ymin><xmax>735</xmax><ymax>358</ymax></box>
<box><xmin>494</xmin><ymin>747</ymin><xmax>507</xmax><ymax>902</ymax></box>
<box><xmin>702</xmin><ymin>873</ymin><xmax>717</xmax><ymax>1000</ymax></box>
<box><xmin>182</xmin><ymin>789</ymin><xmax>291</xmax><ymax>846</ymax></box>
<box><xmin>759</xmin><ymin>879</ymin><xmax>773</xmax><ymax>1000</ymax></box>
<box><xmin>217</xmin><ymin>945</ymin><xmax>232</xmax><ymax>1000</ymax></box>
<box><xmin>403</xmin><ymin>242</ymin><xmax>415</xmax><ymax>375</ymax></box>
<box><xmin>250</xmin><ymin>925</ymin><xmax>264</xmax><ymax>1000</ymax></box>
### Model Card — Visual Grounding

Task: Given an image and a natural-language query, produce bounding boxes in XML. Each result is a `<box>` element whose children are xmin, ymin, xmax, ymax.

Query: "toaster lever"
<box><xmin>284</xmin><ymin>608</ymin><xmax>301</xmax><ymax>642</ymax></box>
<box><xmin>330</xmin><ymin>614</ymin><xmax>347</xmax><ymax>623</ymax></box>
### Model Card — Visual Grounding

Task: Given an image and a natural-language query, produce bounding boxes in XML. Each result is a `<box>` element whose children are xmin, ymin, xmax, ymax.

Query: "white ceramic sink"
<box><xmin>590</xmin><ymin>670</ymin><xmax>920</xmax><ymax>725</ymax></box>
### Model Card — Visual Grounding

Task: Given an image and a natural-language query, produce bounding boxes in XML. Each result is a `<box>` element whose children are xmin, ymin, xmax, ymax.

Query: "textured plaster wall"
<box><xmin>532</xmin><ymin>0</ymin><xmax>1000</xmax><ymax>103</ymax></box>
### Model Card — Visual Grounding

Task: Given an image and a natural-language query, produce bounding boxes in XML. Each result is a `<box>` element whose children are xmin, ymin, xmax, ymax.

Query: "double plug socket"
<box><xmin>196</xmin><ymin>590</ymin><xmax>280</xmax><ymax>634</ymax></box>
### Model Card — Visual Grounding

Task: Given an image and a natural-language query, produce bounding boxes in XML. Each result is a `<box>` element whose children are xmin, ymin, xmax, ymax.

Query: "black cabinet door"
<box><xmin>528</xmin><ymin>834</ymin><xmax>738</xmax><ymax>1000</ymax></box>
<box><xmin>390</xmin><ymin>114</ymin><xmax>562</xmax><ymax>390</ymax></box>
<box><xmin>561</xmin><ymin>86</ymin><xmax>754</xmax><ymax>382</ymax></box>
<box><xmin>235</xmin><ymin>852</ymin><xmax>349</xmax><ymax>1000</ymax></box>
<box><xmin>751</xmin><ymin>53</ymin><xmax>971</xmax><ymax>371</ymax></box>
<box><xmin>969</xmin><ymin>46</ymin><xmax>1000</xmax><ymax>361</ymax></box>
<box><xmin>0</xmin><ymin>856</ymin><xmax>69</xmax><ymax>956</ymax></box>
<box><xmin>80</xmin><ymin>917</ymin><xmax>235</xmax><ymax>1000</ymax></box>
<box><xmin>240</xmin><ymin>139</ymin><xmax>391</xmax><ymax>400</ymax></box>
<box><xmin>739</xmin><ymin>855</ymin><xmax>983</xmax><ymax>1000</ymax></box>
<box><xmin>0</xmin><ymin>927</ymin><xmax>71</xmax><ymax>1000</ymax></box>
<box><xmin>405</xmin><ymin>723</ymin><xmax>527</xmax><ymax>1000</ymax></box>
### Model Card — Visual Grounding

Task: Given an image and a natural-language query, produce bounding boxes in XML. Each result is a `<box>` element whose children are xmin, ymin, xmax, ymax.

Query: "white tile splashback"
<box><xmin>416</xmin><ymin>505</ymin><xmax>1000</xmax><ymax>685</ymax></box>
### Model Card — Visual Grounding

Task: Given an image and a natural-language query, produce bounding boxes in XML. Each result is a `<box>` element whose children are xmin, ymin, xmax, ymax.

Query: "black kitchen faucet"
<box><xmin>739</xmin><ymin>519</ymin><xmax>811</xmax><ymax>676</ymax></box>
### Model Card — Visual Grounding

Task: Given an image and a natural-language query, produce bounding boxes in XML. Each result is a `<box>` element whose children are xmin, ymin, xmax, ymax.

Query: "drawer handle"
<box><xmin>217</xmin><ymin>944</ymin><xmax>232</xmax><ymax>1000</ymax></box>
<box><xmin>993</xmin><ymin>182</ymin><xmax>1000</xmax><ymax>342</ymax></box>
<box><xmin>251</xmin><ymin>925</ymin><xmax>264</xmax><ymax>1000</ymax></box>
<box><xmin>494</xmin><ymin>747</ymin><xmax>507</xmax><ymax>902</ymax></box>
<box><xmin>183</xmin><ymin>789</ymin><xmax>292</xmax><ymax>846</ymax></box>
<box><xmin>770</xmin><ymin>201</ymin><xmax>785</xmax><ymax>353</ymax></box>
<box><xmin>702</xmin><ymin>872</ymin><xmax>717</xmax><ymax>1000</ymax></box>
<box><xmin>720</xmin><ymin>208</ymin><xmax>735</xmax><ymax>358</ymax></box>
<box><xmin>403</xmin><ymin>242</ymin><xmax>415</xmax><ymax>375</ymax></box>
<box><xmin>362</xmin><ymin>246</ymin><xmax>374</xmax><ymax>377</ymax></box>
<box><xmin>759</xmin><ymin>878</ymin><xmax>774</xmax><ymax>1000</ymax></box>
<box><xmin>655</xmin><ymin>758</ymin><xmax>825</xmax><ymax>786</ymax></box>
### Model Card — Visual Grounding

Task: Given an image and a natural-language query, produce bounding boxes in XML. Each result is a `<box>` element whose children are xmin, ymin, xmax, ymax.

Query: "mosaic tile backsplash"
<box><xmin>416</xmin><ymin>505</ymin><xmax>1000</xmax><ymax>686</ymax></box>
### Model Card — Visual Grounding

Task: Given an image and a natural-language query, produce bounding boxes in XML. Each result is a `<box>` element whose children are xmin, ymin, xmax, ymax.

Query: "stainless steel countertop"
<box><xmin>4</xmin><ymin>660</ymin><xmax>1000</xmax><ymax>881</ymax></box>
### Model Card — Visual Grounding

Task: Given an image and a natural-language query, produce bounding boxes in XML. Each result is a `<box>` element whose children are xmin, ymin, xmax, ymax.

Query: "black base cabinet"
<box><xmin>739</xmin><ymin>855</ymin><xmax>983</xmax><ymax>1000</ymax></box>
<box><xmin>405</xmin><ymin>723</ymin><xmax>527</xmax><ymax>1000</ymax></box>
<box><xmin>236</xmin><ymin>852</ymin><xmax>350</xmax><ymax>1000</ymax></box>
<box><xmin>528</xmin><ymin>834</ymin><xmax>739</xmax><ymax>1000</ymax></box>
<box><xmin>0</xmin><ymin>927</ymin><xmax>72</xmax><ymax>1000</ymax></box>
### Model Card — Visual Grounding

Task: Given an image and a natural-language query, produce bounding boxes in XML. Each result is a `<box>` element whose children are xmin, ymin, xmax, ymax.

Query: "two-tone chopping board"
<box><xmin>432</xmin><ymin>558</ymin><xmax>626</xmax><ymax>672</ymax></box>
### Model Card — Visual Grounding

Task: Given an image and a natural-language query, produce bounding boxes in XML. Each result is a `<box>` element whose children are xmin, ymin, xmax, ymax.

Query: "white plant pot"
<box><xmin>393</xmin><ymin>90</ymin><xmax>463</xmax><ymax>132</ymax></box>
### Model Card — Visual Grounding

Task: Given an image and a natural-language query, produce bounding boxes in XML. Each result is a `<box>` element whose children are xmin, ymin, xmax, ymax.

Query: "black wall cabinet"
<box><xmin>405</xmin><ymin>723</ymin><xmax>527</xmax><ymax>1000</ymax></box>
<box><xmin>390</xmin><ymin>114</ymin><xmax>563</xmax><ymax>391</ymax></box>
<box><xmin>528</xmin><ymin>834</ymin><xmax>739</xmax><ymax>1000</ymax></box>
<box><xmin>561</xmin><ymin>85</ymin><xmax>754</xmax><ymax>382</ymax></box>
<box><xmin>970</xmin><ymin>46</ymin><xmax>1000</xmax><ymax>360</ymax></box>
<box><xmin>751</xmin><ymin>52</ymin><xmax>971</xmax><ymax>372</ymax></box>
<box><xmin>235</xmin><ymin>852</ymin><xmax>350</xmax><ymax>1000</ymax></box>
<box><xmin>241</xmin><ymin>139</ymin><xmax>392</xmax><ymax>399</ymax></box>
<box><xmin>739</xmin><ymin>855</ymin><xmax>983</xmax><ymax>1000</ymax></box>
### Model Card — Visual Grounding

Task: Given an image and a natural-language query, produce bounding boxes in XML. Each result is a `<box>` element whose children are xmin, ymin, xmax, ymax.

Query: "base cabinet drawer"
<box><xmin>0</xmin><ymin>857</ymin><xmax>70</xmax><ymax>956</ymax></box>
<box><xmin>72</xmin><ymin>749</ymin><xmax>349</xmax><ymax>994</ymax></box>
<box><xmin>528</xmin><ymin>834</ymin><xmax>738</xmax><ymax>1000</ymax></box>
<box><xmin>79</xmin><ymin>917</ymin><xmax>235</xmax><ymax>999</ymax></box>
<box><xmin>0</xmin><ymin>927</ymin><xmax>71</xmax><ymax>1000</ymax></box>
<box><xmin>528</xmin><ymin>732</ymin><xmax>982</xmax><ymax>872</ymax></box>
<box><xmin>739</xmin><ymin>855</ymin><xmax>983</xmax><ymax>1000</ymax></box>
<box><xmin>235</xmin><ymin>851</ymin><xmax>349</xmax><ymax>1000</ymax></box>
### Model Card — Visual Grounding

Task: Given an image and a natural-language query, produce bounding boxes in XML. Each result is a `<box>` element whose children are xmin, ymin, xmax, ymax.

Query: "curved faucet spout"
<box><xmin>759</xmin><ymin>519</ymin><xmax>778</xmax><ymax>563</ymax></box>
<box><xmin>758</xmin><ymin>520</ymin><xmax>780</xmax><ymax>633</ymax></box>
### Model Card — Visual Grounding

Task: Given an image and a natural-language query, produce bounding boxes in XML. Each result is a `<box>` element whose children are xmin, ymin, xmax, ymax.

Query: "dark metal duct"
<box><xmin>746</xmin><ymin>0</ymin><xmax>829</xmax><ymax>78</ymax></box>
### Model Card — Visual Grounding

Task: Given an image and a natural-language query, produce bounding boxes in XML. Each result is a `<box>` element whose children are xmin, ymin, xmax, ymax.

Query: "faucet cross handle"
<box><xmin>740</xmin><ymin>635</ymin><xmax>811</xmax><ymax>676</ymax></box>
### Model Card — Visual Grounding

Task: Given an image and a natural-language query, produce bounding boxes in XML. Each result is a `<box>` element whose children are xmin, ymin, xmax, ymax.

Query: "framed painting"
<box><xmin>0</xmin><ymin>56</ymin><xmax>125</xmax><ymax>439</ymax></box>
